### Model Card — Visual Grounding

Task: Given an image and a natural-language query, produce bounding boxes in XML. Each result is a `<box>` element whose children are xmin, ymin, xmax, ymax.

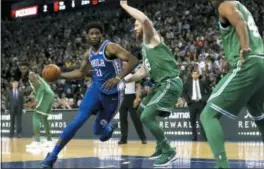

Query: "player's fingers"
<box><xmin>104</xmin><ymin>81</ymin><xmax>110</xmax><ymax>89</ymax></box>
<box><xmin>106</xmin><ymin>80</ymin><xmax>114</xmax><ymax>89</ymax></box>
<box><xmin>108</xmin><ymin>82</ymin><xmax>114</xmax><ymax>89</ymax></box>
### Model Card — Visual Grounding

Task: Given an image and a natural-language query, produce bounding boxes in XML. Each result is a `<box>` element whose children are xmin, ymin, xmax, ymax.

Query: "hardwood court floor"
<box><xmin>1</xmin><ymin>138</ymin><xmax>264</xmax><ymax>168</ymax></box>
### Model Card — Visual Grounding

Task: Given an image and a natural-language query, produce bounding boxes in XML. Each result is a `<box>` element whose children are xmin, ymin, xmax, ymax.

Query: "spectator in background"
<box><xmin>1</xmin><ymin>0</ymin><xmax>263</xmax><ymax>111</ymax></box>
<box><xmin>183</xmin><ymin>69</ymin><xmax>209</xmax><ymax>141</ymax></box>
<box><xmin>6</xmin><ymin>81</ymin><xmax>24</xmax><ymax>138</ymax></box>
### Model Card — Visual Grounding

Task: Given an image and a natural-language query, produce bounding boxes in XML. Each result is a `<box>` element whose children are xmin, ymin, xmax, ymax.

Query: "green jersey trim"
<box><xmin>147</xmin><ymin>79</ymin><xmax>171</xmax><ymax>106</ymax></box>
<box><xmin>208</xmin><ymin>61</ymin><xmax>241</xmax><ymax>102</ymax></box>
<box><xmin>36</xmin><ymin>93</ymin><xmax>45</xmax><ymax>108</ymax></box>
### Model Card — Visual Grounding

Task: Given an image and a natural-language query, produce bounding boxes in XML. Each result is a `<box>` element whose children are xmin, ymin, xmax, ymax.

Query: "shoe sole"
<box><xmin>40</xmin><ymin>164</ymin><xmax>53</xmax><ymax>169</ymax></box>
<box><xmin>153</xmin><ymin>153</ymin><xmax>178</xmax><ymax>167</ymax></box>
<box><xmin>149</xmin><ymin>154</ymin><xmax>162</xmax><ymax>160</ymax></box>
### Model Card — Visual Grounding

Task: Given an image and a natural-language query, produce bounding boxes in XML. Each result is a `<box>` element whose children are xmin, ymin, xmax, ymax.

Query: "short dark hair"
<box><xmin>19</xmin><ymin>61</ymin><xmax>29</xmax><ymax>67</ymax></box>
<box><xmin>192</xmin><ymin>67</ymin><xmax>199</xmax><ymax>74</ymax></box>
<box><xmin>87</xmin><ymin>22</ymin><xmax>104</xmax><ymax>34</ymax></box>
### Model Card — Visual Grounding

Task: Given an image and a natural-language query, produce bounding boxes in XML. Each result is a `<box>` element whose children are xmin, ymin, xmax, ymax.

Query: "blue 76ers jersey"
<box><xmin>89</xmin><ymin>40</ymin><xmax>124</xmax><ymax>95</ymax></box>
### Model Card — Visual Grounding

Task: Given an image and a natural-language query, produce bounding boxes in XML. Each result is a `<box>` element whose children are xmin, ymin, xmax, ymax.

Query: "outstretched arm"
<box><xmin>60</xmin><ymin>50</ymin><xmax>90</xmax><ymax>80</ymax></box>
<box><xmin>120</xmin><ymin>0</ymin><xmax>157</xmax><ymax>41</ymax></box>
<box><xmin>125</xmin><ymin>65</ymin><xmax>146</xmax><ymax>83</ymax></box>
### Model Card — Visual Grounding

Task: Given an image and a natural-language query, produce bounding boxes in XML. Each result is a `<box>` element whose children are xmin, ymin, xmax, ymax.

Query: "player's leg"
<box><xmin>36</xmin><ymin>93</ymin><xmax>54</xmax><ymax>143</ymax></box>
<box><xmin>247</xmin><ymin>84</ymin><xmax>264</xmax><ymax>142</ymax></box>
<box><xmin>136</xmin><ymin>87</ymin><xmax>158</xmax><ymax>157</ymax></box>
<box><xmin>200</xmin><ymin>59</ymin><xmax>263</xmax><ymax>168</ymax></box>
<box><xmin>141</xmin><ymin>77</ymin><xmax>183</xmax><ymax>166</ymax></box>
<box><xmin>33</xmin><ymin>112</ymin><xmax>41</xmax><ymax>142</ymax></box>
<box><xmin>118</xmin><ymin>98</ymin><xmax>129</xmax><ymax>144</ymax></box>
<box><xmin>95</xmin><ymin>86</ymin><xmax>125</xmax><ymax>142</ymax></box>
<box><xmin>141</xmin><ymin>105</ymin><xmax>175</xmax><ymax>161</ymax></box>
<box><xmin>40</xmin><ymin>115</ymin><xmax>52</xmax><ymax>141</ymax></box>
<box><xmin>129</xmin><ymin>105</ymin><xmax>147</xmax><ymax>143</ymax></box>
<box><xmin>200</xmin><ymin>106</ymin><xmax>227</xmax><ymax>168</ymax></box>
<box><xmin>26</xmin><ymin>112</ymin><xmax>42</xmax><ymax>148</ymax></box>
<box><xmin>41</xmin><ymin>85</ymin><xmax>100</xmax><ymax>168</ymax></box>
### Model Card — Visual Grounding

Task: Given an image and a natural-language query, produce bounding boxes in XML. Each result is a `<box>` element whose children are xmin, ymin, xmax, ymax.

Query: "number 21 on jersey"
<box><xmin>95</xmin><ymin>69</ymin><xmax>102</xmax><ymax>77</ymax></box>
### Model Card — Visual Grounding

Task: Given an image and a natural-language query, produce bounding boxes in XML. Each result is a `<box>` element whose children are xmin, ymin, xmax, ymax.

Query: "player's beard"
<box><xmin>90</xmin><ymin>40</ymin><xmax>102</xmax><ymax>49</ymax></box>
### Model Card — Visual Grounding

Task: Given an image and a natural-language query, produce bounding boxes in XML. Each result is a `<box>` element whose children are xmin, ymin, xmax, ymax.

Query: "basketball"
<box><xmin>42</xmin><ymin>64</ymin><xmax>61</xmax><ymax>82</ymax></box>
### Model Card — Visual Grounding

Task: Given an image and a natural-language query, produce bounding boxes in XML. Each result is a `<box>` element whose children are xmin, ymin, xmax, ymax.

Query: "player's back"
<box><xmin>141</xmin><ymin>42</ymin><xmax>180</xmax><ymax>83</ymax></box>
<box><xmin>89</xmin><ymin>40</ymin><xmax>123</xmax><ymax>95</ymax></box>
<box><xmin>219</xmin><ymin>1</ymin><xmax>264</xmax><ymax>68</ymax></box>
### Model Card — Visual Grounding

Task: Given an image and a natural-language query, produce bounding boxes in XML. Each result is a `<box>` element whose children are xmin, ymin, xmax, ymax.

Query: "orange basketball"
<box><xmin>42</xmin><ymin>64</ymin><xmax>61</xmax><ymax>82</ymax></box>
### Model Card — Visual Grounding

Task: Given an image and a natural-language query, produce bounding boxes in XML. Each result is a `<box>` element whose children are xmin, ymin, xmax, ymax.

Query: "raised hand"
<box><xmin>120</xmin><ymin>0</ymin><xmax>128</xmax><ymax>6</ymax></box>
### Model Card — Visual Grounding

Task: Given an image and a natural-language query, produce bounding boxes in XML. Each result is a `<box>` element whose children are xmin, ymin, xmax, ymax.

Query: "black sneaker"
<box><xmin>141</xmin><ymin>140</ymin><xmax>147</xmax><ymax>144</ymax></box>
<box><xmin>118</xmin><ymin>140</ymin><xmax>127</xmax><ymax>144</ymax></box>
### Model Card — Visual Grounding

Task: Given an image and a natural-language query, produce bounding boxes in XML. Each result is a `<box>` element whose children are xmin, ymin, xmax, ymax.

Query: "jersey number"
<box><xmin>95</xmin><ymin>69</ymin><xmax>102</xmax><ymax>77</ymax></box>
<box><xmin>247</xmin><ymin>14</ymin><xmax>261</xmax><ymax>38</ymax></box>
<box><xmin>144</xmin><ymin>59</ymin><xmax>151</xmax><ymax>72</ymax></box>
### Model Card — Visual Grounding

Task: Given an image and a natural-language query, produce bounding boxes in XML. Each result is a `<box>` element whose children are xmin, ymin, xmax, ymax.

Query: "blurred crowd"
<box><xmin>2</xmin><ymin>0</ymin><xmax>264</xmax><ymax>112</ymax></box>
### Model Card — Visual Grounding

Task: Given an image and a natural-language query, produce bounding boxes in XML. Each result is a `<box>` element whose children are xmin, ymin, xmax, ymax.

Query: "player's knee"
<box><xmin>140</xmin><ymin>112</ymin><xmax>150</xmax><ymax>125</ymax></box>
<box><xmin>137</xmin><ymin>106</ymin><xmax>144</xmax><ymax>115</ymax></box>
<box><xmin>140</xmin><ymin>114</ymin><xmax>146</xmax><ymax>124</ymax></box>
<box><xmin>200</xmin><ymin>107</ymin><xmax>210</xmax><ymax>125</ymax></box>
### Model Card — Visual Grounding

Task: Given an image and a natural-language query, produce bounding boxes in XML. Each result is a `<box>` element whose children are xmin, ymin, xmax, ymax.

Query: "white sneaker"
<box><xmin>42</xmin><ymin>141</ymin><xmax>54</xmax><ymax>147</ymax></box>
<box><xmin>26</xmin><ymin>141</ymin><xmax>41</xmax><ymax>149</ymax></box>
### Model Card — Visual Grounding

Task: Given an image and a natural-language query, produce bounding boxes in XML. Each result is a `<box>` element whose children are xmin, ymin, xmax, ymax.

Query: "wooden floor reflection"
<box><xmin>1</xmin><ymin>138</ymin><xmax>264</xmax><ymax>168</ymax></box>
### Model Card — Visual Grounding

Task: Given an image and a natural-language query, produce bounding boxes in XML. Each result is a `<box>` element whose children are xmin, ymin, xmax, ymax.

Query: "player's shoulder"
<box><xmin>83</xmin><ymin>48</ymin><xmax>91</xmax><ymax>59</ymax></box>
<box><xmin>105</xmin><ymin>42</ymin><xmax>122</xmax><ymax>52</ymax></box>
<box><xmin>218</xmin><ymin>0</ymin><xmax>238</xmax><ymax>11</ymax></box>
<box><xmin>29</xmin><ymin>71</ymin><xmax>39</xmax><ymax>78</ymax></box>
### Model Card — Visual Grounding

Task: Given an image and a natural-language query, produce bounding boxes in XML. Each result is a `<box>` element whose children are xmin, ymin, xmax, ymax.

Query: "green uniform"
<box><xmin>205</xmin><ymin>2</ymin><xmax>264</xmax><ymax>120</ymax></box>
<box><xmin>29</xmin><ymin>74</ymin><xmax>55</xmax><ymax>116</ymax></box>
<box><xmin>29</xmin><ymin>73</ymin><xmax>55</xmax><ymax>142</ymax></box>
<box><xmin>137</xmin><ymin>42</ymin><xmax>182</xmax><ymax>166</ymax></box>
<box><xmin>139</xmin><ymin>42</ymin><xmax>183</xmax><ymax>117</ymax></box>
<box><xmin>200</xmin><ymin>2</ymin><xmax>264</xmax><ymax>168</ymax></box>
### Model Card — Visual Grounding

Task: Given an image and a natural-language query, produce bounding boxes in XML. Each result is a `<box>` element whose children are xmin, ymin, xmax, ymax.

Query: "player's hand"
<box><xmin>120</xmin><ymin>0</ymin><xmax>128</xmax><ymax>6</ymax></box>
<box><xmin>133</xmin><ymin>97</ymin><xmax>141</xmax><ymax>108</ymax></box>
<box><xmin>239</xmin><ymin>48</ymin><xmax>251</xmax><ymax>66</ymax></box>
<box><xmin>104</xmin><ymin>77</ymin><xmax>121</xmax><ymax>90</ymax></box>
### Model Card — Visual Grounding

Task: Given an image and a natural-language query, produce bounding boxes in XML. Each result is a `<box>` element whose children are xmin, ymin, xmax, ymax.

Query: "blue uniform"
<box><xmin>59</xmin><ymin>40</ymin><xmax>125</xmax><ymax>141</ymax></box>
<box><xmin>41</xmin><ymin>40</ymin><xmax>126</xmax><ymax>168</ymax></box>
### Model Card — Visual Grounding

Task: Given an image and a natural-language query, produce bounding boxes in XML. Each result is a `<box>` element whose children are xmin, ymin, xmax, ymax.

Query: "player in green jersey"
<box><xmin>19</xmin><ymin>62</ymin><xmax>55</xmax><ymax>149</ymax></box>
<box><xmin>201</xmin><ymin>0</ymin><xmax>264</xmax><ymax>168</ymax></box>
<box><xmin>120</xmin><ymin>0</ymin><xmax>183</xmax><ymax>166</ymax></box>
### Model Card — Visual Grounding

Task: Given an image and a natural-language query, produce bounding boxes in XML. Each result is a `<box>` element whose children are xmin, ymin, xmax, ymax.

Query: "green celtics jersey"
<box><xmin>219</xmin><ymin>1</ymin><xmax>264</xmax><ymax>67</ymax></box>
<box><xmin>29</xmin><ymin>73</ymin><xmax>54</xmax><ymax>104</ymax></box>
<box><xmin>141</xmin><ymin>42</ymin><xmax>180</xmax><ymax>83</ymax></box>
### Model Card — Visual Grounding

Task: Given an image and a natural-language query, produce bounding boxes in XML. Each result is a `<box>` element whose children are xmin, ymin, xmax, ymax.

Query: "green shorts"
<box><xmin>138</xmin><ymin>76</ymin><xmax>183</xmax><ymax>117</ymax></box>
<box><xmin>35</xmin><ymin>92</ymin><xmax>55</xmax><ymax>116</ymax></box>
<box><xmin>205</xmin><ymin>55</ymin><xmax>264</xmax><ymax>120</ymax></box>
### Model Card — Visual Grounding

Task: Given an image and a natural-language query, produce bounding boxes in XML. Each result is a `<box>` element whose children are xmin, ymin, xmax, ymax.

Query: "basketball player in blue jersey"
<box><xmin>41</xmin><ymin>22</ymin><xmax>138</xmax><ymax>168</ymax></box>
